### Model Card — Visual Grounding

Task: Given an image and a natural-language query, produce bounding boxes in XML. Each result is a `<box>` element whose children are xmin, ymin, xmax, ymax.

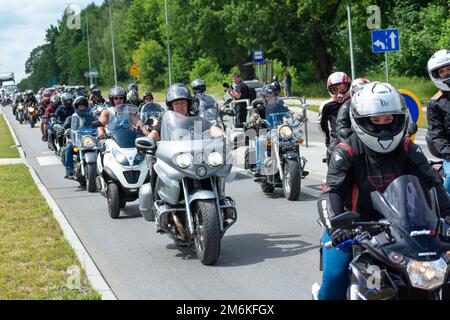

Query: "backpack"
<box><xmin>242</xmin><ymin>82</ymin><xmax>257</xmax><ymax>102</ymax></box>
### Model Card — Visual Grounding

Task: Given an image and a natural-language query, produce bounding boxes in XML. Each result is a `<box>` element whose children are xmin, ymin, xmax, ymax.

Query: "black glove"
<box><xmin>331</xmin><ymin>228</ymin><xmax>353</xmax><ymax>247</ymax></box>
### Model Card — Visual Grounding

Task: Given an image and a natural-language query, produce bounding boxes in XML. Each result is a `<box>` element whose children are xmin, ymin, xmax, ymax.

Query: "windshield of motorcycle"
<box><xmin>71</xmin><ymin>109</ymin><xmax>97</xmax><ymax>131</ymax></box>
<box><xmin>108</xmin><ymin>104</ymin><xmax>140</xmax><ymax>134</ymax></box>
<box><xmin>199</xmin><ymin>107</ymin><xmax>224</xmax><ymax>129</ymax></box>
<box><xmin>267</xmin><ymin>111</ymin><xmax>297</xmax><ymax>128</ymax></box>
<box><xmin>375</xmin><ymin>175</ymin><xmax>439</xmax><ymax>240</ymax></box>
<box><xmin>140</xmin><ymin>103</ymin><xmax>164</xmax><ymax>123</ymax></box>
<box><xmin>160</xmin><ymin>110</ymin><xmax>216</xmax><ymax>141</ymax></box>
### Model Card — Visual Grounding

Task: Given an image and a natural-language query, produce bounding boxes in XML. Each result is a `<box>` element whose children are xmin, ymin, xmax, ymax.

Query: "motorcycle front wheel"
<box><xmin>86</xmin><ymin>163</ymin><xmax>97</xmax><ymax>193</ymax></box>
<box><xmin>193</xmin><ymin>200</ymin><xmax>221</xmax><ymax>265</ymax></box>
<box><xmin>283</xmin><ymin>159</ymin><xmax>301</xmax><ymax>201</ymax></box>
<box><xmin>107</xmin><ymin>183</ymin><xmax>121</xmax><ymax>219</ymax></box>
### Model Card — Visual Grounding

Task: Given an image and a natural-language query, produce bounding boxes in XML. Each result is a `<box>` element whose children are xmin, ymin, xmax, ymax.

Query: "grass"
<box><xmin>0</xmin><ymin>115</ymin><xmax>19</xmax><ymax>158</ymax></box>
<box><xmin>0</xmin><ymin>164</ymin><xmax>100</xmax><ymax>300</ymax></box>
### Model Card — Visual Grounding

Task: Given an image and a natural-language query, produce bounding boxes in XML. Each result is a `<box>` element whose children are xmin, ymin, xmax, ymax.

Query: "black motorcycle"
<box><xmin>323</xmin><ymin>175</ymin><xmax>450</xmax><ymax>300</ymax></box>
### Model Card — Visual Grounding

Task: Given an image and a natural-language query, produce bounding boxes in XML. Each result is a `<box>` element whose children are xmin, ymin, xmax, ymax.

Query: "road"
<box><xmin>2</xmin><ymin>106</ymin><xmax>436</xmax><ymax>300</ymax></box>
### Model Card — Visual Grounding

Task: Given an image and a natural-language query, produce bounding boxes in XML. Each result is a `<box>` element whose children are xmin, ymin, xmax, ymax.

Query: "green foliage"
<box><xmin>132</xmin><ymin>39</ymin><xmax>166</xmax><ymax>89</ymax></box>
<box><xmin>189</xmin><ymin>57</ymin><xmax>225</xmax><ymax>85</ymax></box>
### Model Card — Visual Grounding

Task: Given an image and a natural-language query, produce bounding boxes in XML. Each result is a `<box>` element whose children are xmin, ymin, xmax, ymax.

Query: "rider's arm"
<box><xmin>149</xmin><ymin>120</ymin><xmax>162</xmax><ymax>142</ymax></box>
<box><xmin>318</xmin><ymin>143</ymin><xmax>354</xmax><ymax>233</ymax></box>
<box><xmin>427</xmin><ymin>101</ymin><xmax>450</xmax><ymax>160</ymax></box>
<box><xmin>319</xmin><ymin>103</ymin><xmax>331</xmax><ymax>145</ymax></box>
<box><xmin>335</xmin><ymin>101</ymin><xmax>352</xmax><ymax>142</ymax></box>
<box><xmin>97</xmin><ymin>110</ymin><xmax>109</xmax><ymax>139</ymax></box>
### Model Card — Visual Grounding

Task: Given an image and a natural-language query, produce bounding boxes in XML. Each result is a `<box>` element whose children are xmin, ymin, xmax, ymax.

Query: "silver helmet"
<box><xmin>427</xmin><ymin>49</ymin><xmax>450</xmax><ymax>91</ymax></box>
<box><xmin>350</xmin><ymin>82</ymin><xmax>408</xmax><ymax>154</ymax></box>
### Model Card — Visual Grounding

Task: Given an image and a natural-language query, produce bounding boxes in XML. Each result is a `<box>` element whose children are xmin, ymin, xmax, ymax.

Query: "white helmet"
<box><xmin>350</xmin><ymin>78</ymin><xmax>370</xmax><ymax>98</ymax></box>
<box><xmin>427</xmin><ymin>49</ymin><xmax>450</xmax><ymax>91</ymax></box>
<box><xmin>350</xmin><ymin>82</ymin><xmax>408</xmax><ymax>154</ymax></box>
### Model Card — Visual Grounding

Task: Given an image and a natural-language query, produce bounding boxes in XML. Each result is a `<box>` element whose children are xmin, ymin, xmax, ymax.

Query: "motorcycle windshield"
<box><xmin>108</xmin><ymin>104</ymin><xmax>140</xmax><ymax>134</ymax></box>
<box><xmin>372</xmin><ymin>175</ymin><xmax>439</xmax><ymax>251</ymax></box>
<box><xmin>267</xmin><ymin>111</ymin><xmax>296</xmax><ymax>128</ymax></box>
<box><xmin>160</xmin><ymin>111</ymin><xmax>215</xmax><ymax>141</ymax></box>
<box><xmin>140</xmin><ymin>103</ymin><xmax>164</xmax><ymax>123</ymax></box>
<box><xmin>71</xmin><ymin>110</ymin><xmax>97</xmax><ymax>131</ymax></box>
<box><xmin>199</xmin><ymin>107</ymin><xmax>224</xmax><ymax>129</ymax></box>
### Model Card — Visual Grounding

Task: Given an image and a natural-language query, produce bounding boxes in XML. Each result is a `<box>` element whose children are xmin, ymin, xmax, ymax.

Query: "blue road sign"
<box><xmin>371</xmin><ymin>29</ymin><xmax>400</xmax><ymax>53</ymax></box>
<box><xmin>253</xmin><ymin>49</ymin><xmax>264</xmax><ymax>63</ymax></box>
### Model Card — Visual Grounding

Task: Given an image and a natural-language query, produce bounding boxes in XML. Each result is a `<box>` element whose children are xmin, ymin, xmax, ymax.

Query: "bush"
<box><xmin>132</xmin><ymin>39</ymin><xmax>166</xmax><ymax>89</ymax></box>
<box><xmin>189</xmin><ymin>57</ymin><xmax>225</xmax><ymax>85</ymax></box>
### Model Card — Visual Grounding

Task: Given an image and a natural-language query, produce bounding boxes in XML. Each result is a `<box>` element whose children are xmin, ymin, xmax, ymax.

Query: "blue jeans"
<box><xmin>65</xmin><ymin>142</ymin><xmax>74</xmax><ymax>173</ymax></box>
<box><xmin>318</xmin><ymin>229</ymin><xmax>353</xmax><ymax>300</ymax></box>
<box><xmin>443</xmin><ymin>160</ymin><xmax>450</xmax><ymax>194</ymax></box>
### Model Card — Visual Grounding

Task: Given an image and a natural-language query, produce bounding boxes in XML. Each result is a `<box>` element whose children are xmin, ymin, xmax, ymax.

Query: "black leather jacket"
<box><xmin>319</xmin><ymin>100</ymin><xmax>346</xmax><ymax>145</ymax></box>
<box><xmin>318</xmin><ymin>133</ymin><xmax>450</xmax><ymax>232</ymax></box>
<box><xmin>335</xmin><ymin>100</ymin><xmax>352</xmax><ymax>142</ymax></box>
<box><xmin>426</xmin><ymin>91</ymin><xmax>450</xmax><ymax>160</ymax></box>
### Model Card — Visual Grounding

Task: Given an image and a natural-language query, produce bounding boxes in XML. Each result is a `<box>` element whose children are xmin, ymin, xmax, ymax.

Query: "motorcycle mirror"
<box><xmin>330</xmin><ymin>211</ymin><xmax>360</xmax><ymax>229</ymax></box>
<box><xmin>135</xmin><ymin>137</ymin><xmax>156</xmax><ymax>154</ymax></box>
<box><xmin>91</xmin><ymin>120</ymin><xmax>103</xmax><ymax>128</ymax></box>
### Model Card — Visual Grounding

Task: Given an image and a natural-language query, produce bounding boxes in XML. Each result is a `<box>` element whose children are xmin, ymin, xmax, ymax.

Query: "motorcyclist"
<box><xmin>313</xmin><ymin>82</ymin><xmax>450</xmax><ymax>300</ymax></box>
<box><xmin>127</xmin><ymin>89</ymin><xmax>142</xmax><ymax>107</ymax></box>
<box><xmin>318</xmin><ymin>72</ymin><xmax>351</xmax><ymax>163</ymax></box>
<box><xmin>88</xmin><ymin>88</ymin><xmax>106</xmax><ymax>106</ymax></box>
<box><xmin>62</xmin><ymin>96</ymin><xmax>95</xmax><ymax>179</ymax></box>
<box><xmin>128</xmin><ymin>83</ymin><xmax>138</xmax><ymax>93</ymax></box>
<box><xmin>13</xmin><ymin>93</ymin><xmax>25</xmax><ymax>116</ymax></box>
<box><xmin>40</xmin><ymin>95</ymin><xmax>60</xmax><ymax>141</ymax></box>
<box><xmin>335</xmin><ymin>78</ymin><xmax>370</xmax><ymax>142</ymax></box>
<box><xmin>97</xmin><ymin>86</ymin><xmax>148</xmax><ymax>139</ymax></box>
<box><xmin>149</xmin><ymin>83</ymin><xmax>223</xmax><ymax>142</ymax></box>
<box><xmin>24</xmin><ymin>90</ymin><xmax>37</xmax><ymax>107</ymax></box>
<box><xmin>53</xmin><ymin>93</ymin><xmax>75</xmax><ymax>123</ymax></box>
<box><xmin>139</xmin><ymin>91</ymin><xmax>160</xmax><ymax>111</ymax></box>
<box><xmin>426</xmin><ymin>49</ymin><xmax>450</xmax><ymax>194</ymax></box>
<box><xmin>191</xmin><ymin>79</ymin><xmax>219</xmax><ymax>114</ymax></box>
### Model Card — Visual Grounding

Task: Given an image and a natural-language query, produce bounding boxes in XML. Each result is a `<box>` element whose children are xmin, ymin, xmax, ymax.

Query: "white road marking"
<box><xmin>36</xmin><ymin>156</ymin><xmax>62</xmax><ymax>166</ymax></box>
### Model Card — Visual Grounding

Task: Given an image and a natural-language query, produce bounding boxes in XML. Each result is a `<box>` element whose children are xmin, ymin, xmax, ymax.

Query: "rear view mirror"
<box><xmin>135</xmin><ymin>137</ymin><xmax>157</xmax><ymax>155</ymax></box>
<box><xmin>330</xmin><ymin>211</ymin><xmax>360</xmax><ymax>229</ymax></box>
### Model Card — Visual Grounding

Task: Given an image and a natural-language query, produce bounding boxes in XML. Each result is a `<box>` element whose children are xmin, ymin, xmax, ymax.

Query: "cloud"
<box><xmin>0</xmin><ymin>0</ymin><xmax>104</xmax><ymax>83</ymax></box>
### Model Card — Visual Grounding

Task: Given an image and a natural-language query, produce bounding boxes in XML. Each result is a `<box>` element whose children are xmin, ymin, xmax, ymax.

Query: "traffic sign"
<box><xmin>399</xmin><ymin>89</ymin><xmax>422</xmax><ymax>141</ymax></box>
<box><xmin>371</xmin><ymin>29</ymin><xmax>400</xmax><ymax>53</ymax></box>
<box><xmin>253</xmin><ymin>50</ymin><xmax>264</xmax><ymax>63</ymax></box>
<box><xmin>130</xmin><ymin>64</ymin><xmax>139</xmax><ymax>76</ymax></box>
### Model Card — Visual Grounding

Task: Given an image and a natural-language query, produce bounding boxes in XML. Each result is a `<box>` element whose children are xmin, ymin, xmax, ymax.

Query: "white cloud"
<box><xmin>0</xmin><ymin>0</ymin><xmax>104</xmax><ymax>83</ymax></box>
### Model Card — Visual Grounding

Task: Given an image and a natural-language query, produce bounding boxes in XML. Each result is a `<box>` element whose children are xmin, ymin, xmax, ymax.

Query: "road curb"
<box><xmin>1</xmin><ymin>110</ymin><xmax>117</xmax><ymax>300</ymax></box>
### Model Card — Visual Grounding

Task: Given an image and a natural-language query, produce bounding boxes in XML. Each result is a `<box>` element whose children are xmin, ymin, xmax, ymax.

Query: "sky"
<box><xmin>0</xmin><ymin>0</ymin><xmax>104</xmax><ymax>83</ymax></box>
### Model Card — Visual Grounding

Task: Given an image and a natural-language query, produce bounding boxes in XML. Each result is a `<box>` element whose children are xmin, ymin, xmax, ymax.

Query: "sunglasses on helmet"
<box><xmin>329</xmin><ymin>83</ymin><xmax>350</xmax><ymax>94</ymax></box>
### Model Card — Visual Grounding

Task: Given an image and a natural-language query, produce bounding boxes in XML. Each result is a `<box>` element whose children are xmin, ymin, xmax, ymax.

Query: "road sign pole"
<box><xmin>347</xmin><ymin>5</ymin><xmax>355</xmax><ymax>80</ymax></box>
<box><xmin>385</xmin><ymin>52</ymin><xmax>389</xmax><ymax>83</ymax></box>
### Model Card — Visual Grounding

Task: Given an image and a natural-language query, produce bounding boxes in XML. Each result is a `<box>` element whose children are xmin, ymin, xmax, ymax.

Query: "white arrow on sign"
<box><xmin>374</xmin><ymin>40</ymin><xmax>385</xmax><ymax>50</ymax></box>
<box><xmin>389</xmin><ymin>32</ymin><xmax>397</xmax><ymax>49</ymax></box>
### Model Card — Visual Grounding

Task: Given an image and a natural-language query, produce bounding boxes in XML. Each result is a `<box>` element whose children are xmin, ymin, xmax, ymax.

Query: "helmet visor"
<box><xmin>355</xmin><ymin>114</ymin><xmax>406</xmax><ymax>135</ymax></box>
<box><xmin>328</xmin><ymin>83</ymin><xmax>350</xmax><ymax>94</ymax></box>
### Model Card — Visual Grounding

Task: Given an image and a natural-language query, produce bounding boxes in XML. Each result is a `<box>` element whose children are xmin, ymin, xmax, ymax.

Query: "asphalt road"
<box><xmin>2</xmin><ymin>105</ymin><xmax>436</xmax><ymax>300</ymax></box>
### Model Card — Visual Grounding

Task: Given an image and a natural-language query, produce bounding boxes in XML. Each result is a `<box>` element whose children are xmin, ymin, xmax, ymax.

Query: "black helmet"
<box><xmin>261</xmin><ymin>84</ymin><xmax>276</xmax><ymax>98</ymax></box>
<box><xmin>191</xmin><ymin>79</ymin><xmax>206</xmax><ymax>94</ymax></box>
<box><xmin>143</xmin><ymin>91</ymin><xmax>154</xmax><ymax>99</ymax></box>
<box><xmin>108</xmin><ymin>86</ymin><xmax>127</xmax><ymax>105</ymax></box>
<box><xmin>73</xmin><ymin>96</ymin><xmax>88</xmax><ymax>109</ymax></box>
<box><xmin>128</xmin><ymin>83</ymin><xmax>138</xmax><ymax>92</ymax></box>
<box><xmin>270</xmin><ymin>81</ymin><xmax>281</xmax><ymax>96</ymax></box>
<box><xmin>89</xmin><ymin>84</ymin><xmax>97</xmax><ymax>91</ymax></box>
<box><xmin>166</xmin><ymin>83</ymin><xmax>192</xmax><ymax>110</ymax></box>
<box><xmin>91</xmin><ymin>88</ymin><xmax>102</xmax><ymax>96</ymax></box>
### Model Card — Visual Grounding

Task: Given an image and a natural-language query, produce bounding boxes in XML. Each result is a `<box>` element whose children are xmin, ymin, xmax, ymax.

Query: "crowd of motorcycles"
<box><xmin>4</xmin><ymin>80</ymin><xmax>450</xmax><ymax>300</ymax></box>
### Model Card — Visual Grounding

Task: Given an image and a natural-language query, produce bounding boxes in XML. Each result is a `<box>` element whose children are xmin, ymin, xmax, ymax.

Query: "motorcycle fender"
<box><xmin>188</xmin><ymin>190</ymin><xmax>216</xmax><ymax>204</ymax></box>
<box><xmin>139</xmin><ymin>183</ymin><xmax>154</xmax><ymax>222</ymax></box>
<box><xmin>102</xmin><ymin>166</ymin><xmax>119</xmax><ymax>183</ymax></box>
<box><xmin>84</xmin><ymin>152</ymin><xmax>97</xmax><ymax>164</ymax></box>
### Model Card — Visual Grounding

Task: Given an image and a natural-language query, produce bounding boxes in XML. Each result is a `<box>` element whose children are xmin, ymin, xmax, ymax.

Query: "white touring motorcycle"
<box><xmin>136</xmin><ymin>110</ymin><xmax>237</xmax><ymax>265</ymax></box>
<box><xmin>94</xmin><ymin>104</ymin><xmax>149</xmax><ymax>219</ymax></box>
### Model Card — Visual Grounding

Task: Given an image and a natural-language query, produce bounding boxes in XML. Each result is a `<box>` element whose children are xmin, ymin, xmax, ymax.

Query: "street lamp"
<box><xmin>164</xmin><ymin>0</ymin><xmax>172</xmax><ymax>85</ymax></box>
<box><xmin>108</xmin><ymin>0</ymin><xmax>118</xmax><ymax>86</ymax></box>
<box><xmin>67</xmin><ymin>3</ymin><xmax>93</xmax><ymax>85</ymax></box>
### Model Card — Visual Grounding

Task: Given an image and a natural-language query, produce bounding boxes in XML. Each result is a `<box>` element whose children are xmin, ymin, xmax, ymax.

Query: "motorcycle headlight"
<box><xmin>82</xmin><ymin>135</ymin><xmax>96</xmax><ymax>148</ymax></box>
<box><xmin>28</xmin><ymin>107</ymin><xmax>35</xmax><ymax>112</ymax></box>
<box><xmin>407</xmin><ymin>258</ymin><xmax>447</xmax><ymax>290</ymax></box>
<box><xmin>207</xmin><ymin>152</ymin><xmax>223</xmax><ymax>167</ymax></box>
<box><xmin>176</xmin><ymin>153</ymin><xmax>192</xmax><ymax>169</ymax></box>
<box><xmin>112</xmin><ymin>148</ymin><xmax>130</xmax><ymax>166</ymax></box>
<box><xmin>278</xmin><ymin>125</ymin><xmax>293</xmax><ymax>139</ymax></box>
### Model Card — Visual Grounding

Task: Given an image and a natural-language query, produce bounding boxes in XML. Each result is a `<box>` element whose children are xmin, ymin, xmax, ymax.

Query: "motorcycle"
<box><xmin>246</xmin><ymin>110</ymin><xmax>308</xmax><ymax>200</ymax></box>
<box><xmin>93</xmin><ymin>104</ymin><xmax>149</xmax><ymax>219</ymax></box>
<box><xmin>27</xmin><ymin>105</ymin><xmax>39</xmax><ymax>128</ymax></box>
<box><xmin>67</xmin><ymin>110</ymin><xmax>100</xmax><ymax>192</ymax></box>
<box><xmin>321</xmin><ymin>175</ymin><xmax>450</xmax><ymax>300</ymax></box>
<box><xmin>135</xmin><ymin>109</ymin><xmax>237</xmax><ymax>265</ymax></box>
<box><xmin>16</xmin><ymin>103</ymin><xmax>25</xmax><ymax>123</ymax></box>
<box><xmin>91</xmin><ymin>103</ymin><xmax>108</xmax><ymax>119</ymax></box>
<box><xmin>47</xmin><ymin>117</ymin><xmax>66</xmax><ymax>162</ymax></box>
